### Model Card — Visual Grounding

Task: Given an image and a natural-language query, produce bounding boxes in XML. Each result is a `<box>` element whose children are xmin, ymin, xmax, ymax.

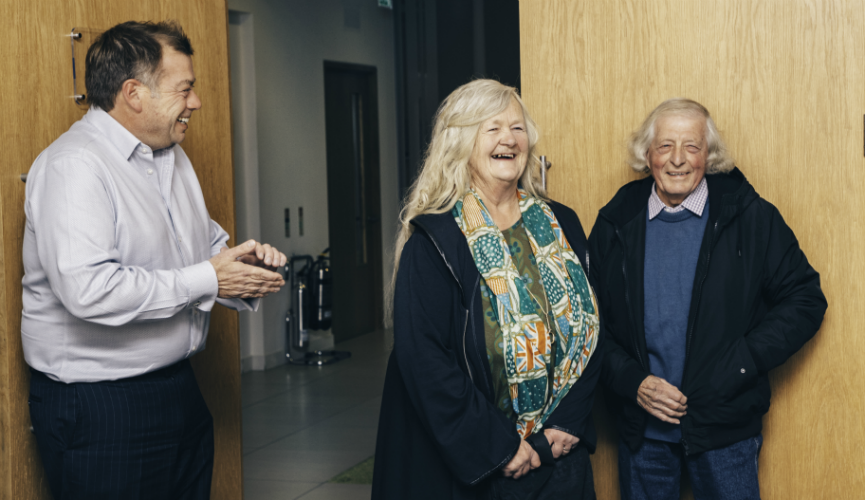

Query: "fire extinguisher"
<box><xmin>286</xmin><ymin>255</ymin><xmax>313</xmax><ymax>349</ymax></box>
<box><xmin>309</xmin><ymin>249</ymin><xmax>332</xmax><ymax>331</ymax></box>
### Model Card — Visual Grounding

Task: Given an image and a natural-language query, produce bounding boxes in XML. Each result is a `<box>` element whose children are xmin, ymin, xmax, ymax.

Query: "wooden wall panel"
<box><xmin>520</xmin><ymin>1</ymin><xmax>864</xmax><ymax>498</ymax></box>
<box><xmin>0</xmin><ymin>1</ymin><xmax>241</xmax><ymax>498</ymax></box>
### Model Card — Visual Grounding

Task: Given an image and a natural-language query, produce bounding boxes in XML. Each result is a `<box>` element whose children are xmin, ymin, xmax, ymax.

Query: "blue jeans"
<box><xmin>618</xmin><ymin>435</ymin><xmax>762</xmax><ymax>500</ymax></box>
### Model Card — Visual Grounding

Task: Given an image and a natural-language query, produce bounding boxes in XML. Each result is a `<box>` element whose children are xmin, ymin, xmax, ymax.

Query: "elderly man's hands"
<box><xmin>501</xmin><ymin>440</ymin><xmax>541</xmax><ymax>480</ymax></box>
<box><xmin>209</xmin><ymin>240</ymin><xmax>285</xmax><ymax>299</ymax></box>
<box><xmin>637</xmin><ymin>375</ymin><xmax>688</xmax><ymax>424</ymax></box>
<box><xmin>544</xmin><ymin>428</ymin><xmax>580</xmax><ymax>459</ymax></box>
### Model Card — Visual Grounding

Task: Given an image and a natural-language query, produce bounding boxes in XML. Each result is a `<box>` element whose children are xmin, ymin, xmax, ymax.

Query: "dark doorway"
<box><xmin>392</xmin><ymin>0</ymin><xmax>521</xmax><ymax>198</ymax></box>
<box><xmin>324</xmin><ymin>62</ymin><xmax>384</xmax><ymax>343</ymax></box>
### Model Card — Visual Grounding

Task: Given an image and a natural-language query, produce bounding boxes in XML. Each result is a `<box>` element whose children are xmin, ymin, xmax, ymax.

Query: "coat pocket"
<box><xmin>709</xmin><ymin>338</ymin><xmax>759</xmax><ymax>400</ymax></box>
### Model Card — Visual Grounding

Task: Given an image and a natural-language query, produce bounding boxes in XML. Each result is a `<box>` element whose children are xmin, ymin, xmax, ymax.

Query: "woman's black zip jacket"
<box><xmin>588</xmin><ymin>168</ymin><xmax>827</xmax><ymax>455</ymax></box>
<box><xmin>372</xmin><ymin>201</ymin><xmax>604</xmax><ymax>500</ymax></box>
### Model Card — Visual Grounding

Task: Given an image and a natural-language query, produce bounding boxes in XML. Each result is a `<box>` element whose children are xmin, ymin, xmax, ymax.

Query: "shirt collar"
<box><xmin>648</xmin><ymin>177</ymin><xmax>708</xmax><ymax>220</ymax></box>
<box><xmin>83</xmin><ymin>107</ymin><xmax>148</xmax><ymax>161</ymax></box>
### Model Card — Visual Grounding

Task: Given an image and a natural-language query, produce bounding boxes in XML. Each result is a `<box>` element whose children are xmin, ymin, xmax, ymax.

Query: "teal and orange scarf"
<box><xmin>453</xmin><ymin>189</ymin><xmax>599</xmax><ymax>438</ymax></box>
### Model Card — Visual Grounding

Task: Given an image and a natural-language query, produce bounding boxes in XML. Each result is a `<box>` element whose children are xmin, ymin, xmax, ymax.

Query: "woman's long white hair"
<box><xmin>387</xmin><ymin>79</ymin><xmax>545</xmax><ymax>322</ymax></box>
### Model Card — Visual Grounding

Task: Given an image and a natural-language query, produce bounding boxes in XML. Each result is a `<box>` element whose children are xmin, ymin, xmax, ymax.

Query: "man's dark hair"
<box><xmin>85</xmin><ymin>20</ymin><xmax>194</xmax><ymax>111</ymax></box>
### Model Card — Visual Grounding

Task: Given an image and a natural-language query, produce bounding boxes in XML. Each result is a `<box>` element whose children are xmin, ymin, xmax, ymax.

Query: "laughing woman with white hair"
<box><xmin>372</xmin><ymin>79</ymin><xmax>603</xmax><ymax>500</ymax></box>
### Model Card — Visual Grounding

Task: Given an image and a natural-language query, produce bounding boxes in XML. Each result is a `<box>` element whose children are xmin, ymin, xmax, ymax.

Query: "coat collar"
<box><xmin>598</xmin><ymin>167</ymin><xmax>758</xmax><ymax>229</ymax></box>
<box><xmin>411</xmin><ymin>199</ymin><xmax>589</xmax><ymax>306</ymax></box>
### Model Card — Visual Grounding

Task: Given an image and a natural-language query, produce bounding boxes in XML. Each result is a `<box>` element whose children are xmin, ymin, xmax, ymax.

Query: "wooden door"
<box><xmin>520</xmin><ymin>1</ymin><xmax>865</xmax><ymax>498</ymax></box>
<box><xmin>0</xmin><ymin>2</ymin><xmax>241</xmax><ymax>499</ymax></box>
<box><xmin>324</xmin><ymin>62</ymin><xmax>384</xmax><ymax>343</ymax></box>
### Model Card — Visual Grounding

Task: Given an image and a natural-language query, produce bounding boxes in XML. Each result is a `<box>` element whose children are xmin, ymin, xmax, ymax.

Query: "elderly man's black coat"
<box><xmin>589</xmin><ymin>168</ymin><xmax>827</xmax><ymax>455</ymax></box>
<box><xmin>372</xmin><ymin>202</ymin><xmax>603</xmax><ymax>500</ymax></box>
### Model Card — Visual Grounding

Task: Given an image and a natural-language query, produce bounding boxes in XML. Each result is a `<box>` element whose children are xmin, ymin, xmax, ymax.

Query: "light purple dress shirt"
<box><xmin>648</xmin><ymin>177</ymin><xmax>709</xmax><ymax>220</ymax></box>
<box><xmin>22</xmin><ymin>108</ymin><xmax>256</xmax><ymax>383</ymax></box>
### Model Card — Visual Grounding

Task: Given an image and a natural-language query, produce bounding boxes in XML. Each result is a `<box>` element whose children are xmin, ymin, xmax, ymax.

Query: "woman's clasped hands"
<box><xmin>501</xmin><ymin>429</ymin><xmax>580</xmax><ymax>479</ymax></box>
<box><xmin>501</xmin><ymin>440</ymin><xmax>541</xmax><ymax>479</ymax></box>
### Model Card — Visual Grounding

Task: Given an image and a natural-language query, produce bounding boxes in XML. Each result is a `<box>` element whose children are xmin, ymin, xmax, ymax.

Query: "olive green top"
<box><xmin>481</xmin><ymin>219</ymin><xmax>559</xmax><ymax>422</ymax></box>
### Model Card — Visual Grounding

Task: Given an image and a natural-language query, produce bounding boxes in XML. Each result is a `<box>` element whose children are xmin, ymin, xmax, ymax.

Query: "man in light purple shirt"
<box><xmin>23</xmin><ymin>21</ymin><xmax>286</xmax><ymax>500</ymax></box>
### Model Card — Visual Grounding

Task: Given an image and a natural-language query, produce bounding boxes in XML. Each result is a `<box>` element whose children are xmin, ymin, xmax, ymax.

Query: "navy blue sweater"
<box><xmin>643</xmin><ymin>205</ymin><xmax>708</xmax><ymax>441</ymax></box>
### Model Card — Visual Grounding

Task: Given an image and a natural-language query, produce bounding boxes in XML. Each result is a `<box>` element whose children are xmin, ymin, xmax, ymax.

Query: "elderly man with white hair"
<box><xmin>588</xmin><ymin>98</ymin><xmax>826</xmax><ymax>500</ymax></box>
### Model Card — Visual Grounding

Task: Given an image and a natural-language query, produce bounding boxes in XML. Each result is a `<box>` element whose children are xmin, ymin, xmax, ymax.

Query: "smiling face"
<box><xmin>138</xmin><ymin>47</ymin><xmax>201</xmax><ymax>150</ymax></box>
<box><xmin>469</xmin><ymin>98</ymin><xmax>529</xmax><ymax>194</ymax></box>
<box><xmin>647</xmin><ymin>113</ymin><xmax>708</xmax><ymax>207</ymax></box>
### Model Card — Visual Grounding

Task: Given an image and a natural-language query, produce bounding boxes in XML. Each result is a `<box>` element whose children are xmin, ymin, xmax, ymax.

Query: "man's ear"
<box><xmin>117</xmin><ymin>79</ymin><xmax>146</xmax><ymax>113</ymax></box>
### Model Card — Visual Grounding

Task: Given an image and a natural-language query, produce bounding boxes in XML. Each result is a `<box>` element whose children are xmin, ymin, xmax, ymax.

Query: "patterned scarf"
<box><xmin>453</xmin><ymin>189</ymin><xmax>600</xmax><ymax>437</ymax></box>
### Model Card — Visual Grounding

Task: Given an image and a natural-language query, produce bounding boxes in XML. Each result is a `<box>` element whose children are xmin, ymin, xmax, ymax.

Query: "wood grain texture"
<box><xmin>0</xmin><ymin>103</ymin><xmax>12</xmax><ymax>500</ymax></box>
<box><xmin>520</xmin><ymin>1</ymin><xmax>865</xmax><ymax>498</ymax></box>
<box><xmin>0</xmin><ymin>1</ymin><xmax>241</xmax><ymax>499</ymax></box>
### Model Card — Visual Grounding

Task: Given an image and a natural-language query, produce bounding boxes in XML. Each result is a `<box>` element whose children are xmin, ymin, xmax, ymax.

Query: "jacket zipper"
<box><xmin>615</xmin><ymin>228</ymin><xmax>646</xmax><ymax>370</ymax></box>
<box><xmin>684</xmin><ymin>221</ymin><xmax>718</xmax><ymax>367</ymax></box>
<box><xmin>461</xmin><ymin>309</ymin><xmax>472</xmax><ymax>382</ymax></box>
<box><xmin>585</xmin><ymin>250</ymin><xmax>590</xmax><ymax>276</ymax></box>
<box><xmin>464</xmin><ymin>275</ymin><xmax>488</xmax><ymax>392</ymax></box>
<box><xmin>410</xmin><ymin>222</ymin><xmax>465</xmax><ymax>300</ymax></box>
<box><xmin>680</xmin><ymin>220</ymin><xmax>719</xmax><ymax>455</ymax></box>
<box><xmin>412</xmin><ymin>221</ymin><xmax>481</xmax><ymax>387</ymax></box>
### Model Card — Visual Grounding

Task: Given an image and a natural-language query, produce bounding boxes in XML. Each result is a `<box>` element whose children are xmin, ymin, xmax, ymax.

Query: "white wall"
<box><xmin>229</xmin><ymin>12</ymin><xmax>266</xmax><ymax>370</ymax></box>
<box><xmin>227</xmin><ymin>0</ymin><xmax>398</xmax><ymax>370</ymax></box>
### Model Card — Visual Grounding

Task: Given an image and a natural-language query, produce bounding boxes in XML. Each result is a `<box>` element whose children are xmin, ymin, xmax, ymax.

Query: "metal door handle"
<box><xmin>539</xmin><ymin>156</ymin><xmax>552</xmax><ymax>190</ymax></box>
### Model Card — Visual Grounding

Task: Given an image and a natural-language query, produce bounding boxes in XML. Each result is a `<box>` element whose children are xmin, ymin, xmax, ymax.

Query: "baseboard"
<box><xmin>241</xmin><ymin>351</ymin><xmax>283</xmax><ymax>372</ymax></box>
<box><xmin>243</xmin><ymin>332</ymin><xmax>335</xmax><ymax>372</ymax></box>
<box><xmin>264</xmin><ymin>350</ymin><xmax>286</xmax><ymax>370</ymax></box>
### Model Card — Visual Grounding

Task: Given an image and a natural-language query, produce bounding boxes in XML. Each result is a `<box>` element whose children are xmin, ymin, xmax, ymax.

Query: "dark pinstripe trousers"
<box><xmin>28</xmin><ymin>359</ymin><xmax>214</xmax><ymax>500</ymax></box>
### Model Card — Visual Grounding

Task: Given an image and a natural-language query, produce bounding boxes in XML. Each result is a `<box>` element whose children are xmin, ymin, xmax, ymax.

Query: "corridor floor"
<box><xmin>241</xmin><ymin>330</ymin><xmax>389</xmax><ymax>499</ymax></box>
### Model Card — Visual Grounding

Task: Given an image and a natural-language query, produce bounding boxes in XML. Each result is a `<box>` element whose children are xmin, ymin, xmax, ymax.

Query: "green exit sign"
<box><xmin>378</xmin><ymin>0</ymin><xmax>393</xmax><ymax>8</ymax></box>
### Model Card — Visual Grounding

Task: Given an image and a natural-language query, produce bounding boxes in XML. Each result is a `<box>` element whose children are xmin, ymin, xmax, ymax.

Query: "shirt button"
<box><xmin>740</xmin><ymin>368</ymin><xmax>746</xmax><ymax>374</ymax></box>
<box><xmin>178</xmin><ymin>237</ymin><xmax>183</xmax><ymax>243</ymax></box>
<box><xmin>146</xmin><ymin>169</ymin><xmax>154</xmax><ymax>175</ymax></box>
